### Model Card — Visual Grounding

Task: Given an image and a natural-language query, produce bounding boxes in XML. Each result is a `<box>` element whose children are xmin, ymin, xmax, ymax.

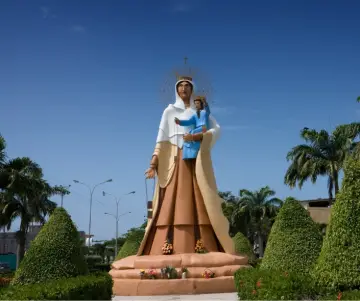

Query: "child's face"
<box><xmin>195</xmin><ymin>100</ymin><xmax>203</xmax><ymax>110</ymax></box>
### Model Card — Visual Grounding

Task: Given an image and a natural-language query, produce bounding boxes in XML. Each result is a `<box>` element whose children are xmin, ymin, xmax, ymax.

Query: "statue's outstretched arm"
<box><xmin>178</xmin><ymin>115</ymin><xmax>196</xmax><ymax>126</ymax></box>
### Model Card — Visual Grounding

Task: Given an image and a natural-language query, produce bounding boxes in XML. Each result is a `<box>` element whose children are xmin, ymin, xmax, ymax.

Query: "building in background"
<box><xmin>300</xmin><ymin>198</ymin><xmax>331</xmax><ymax>224</ymax></box>
<box><xmin>0</xmin><ymin>224</ymin><xmax>86</xmax><ymax>255</ymax></box>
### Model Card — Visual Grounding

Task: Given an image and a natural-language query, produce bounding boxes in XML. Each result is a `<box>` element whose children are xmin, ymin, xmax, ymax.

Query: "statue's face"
<box><xmin>177</xmin><ymin>81</ymin><xmax>192</xmax><ymax>100</ymax></box>
<box><xmin>194</xmin><ymin>100</ymin><xmax>203</xmax><ymax>110</ymax></box>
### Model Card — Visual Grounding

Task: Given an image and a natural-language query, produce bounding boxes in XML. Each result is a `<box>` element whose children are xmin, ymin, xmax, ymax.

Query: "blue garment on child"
<box><xmin>178</xmin><ymin>104</ymin><xmax>210</xmax><ymax>160</ymax></box>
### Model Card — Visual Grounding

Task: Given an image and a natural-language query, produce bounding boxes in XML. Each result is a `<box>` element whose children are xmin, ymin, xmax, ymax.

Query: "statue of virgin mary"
<box><xmin>138</xmin><ymin>75</ymin><xmax>235</xmax><ymax>255</ymax></box>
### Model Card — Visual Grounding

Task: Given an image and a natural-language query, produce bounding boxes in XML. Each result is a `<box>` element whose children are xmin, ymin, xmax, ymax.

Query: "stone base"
<box><xmin>112</xmin><ymin>276</ymin><xmax>237</xmax><ymax>296</ymax></box>
<box><xmin>110</xmin><ymin>252</ymin><xmax>250</xmax><ymax>296</ymax></box>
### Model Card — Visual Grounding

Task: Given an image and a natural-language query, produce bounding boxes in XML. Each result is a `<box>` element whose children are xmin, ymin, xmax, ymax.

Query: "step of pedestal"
<box><xmin>112</xmin><ymin>276</ymin><xmax>236</xmax><ymax>296</ymax></box>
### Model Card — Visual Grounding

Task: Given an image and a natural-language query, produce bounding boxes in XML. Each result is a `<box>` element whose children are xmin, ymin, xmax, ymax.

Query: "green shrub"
<box><xmin>85</xmin><ymin>255</ymin><xmax>102</xmax><ymax>271</ymax></box>
<box><xmin>0</xmin><ymin>272</ymin><xmax>112</xmax><ymax>300</ymax></box>
<box><xmin>116</xmin><ymin>228</ymin><xmax>144</xmax><ymax>260</ymax></box>
<box><xmin>12</xmin><ymin>207</ymin><xmax>88</xmax><ymax>285</ymax></box>
<box><xmin>91</xmin><ymin>263</ymin><xmax>111</xmax><ymax>272</ymax></box>
<box><xmin>312</xmin><ymin>157</ymin><xmax>360</xmax><ymax>290</ymax></box>
<box><xmin>232</xmin><ymin>232</ymin><xmax>256</xmax><ymax>265</ymax></box>
<box><xmin>320</xmin><ymin>289</ymin><xmax>360</xmax><ymax>300</ymax></box>
<box><xmin>261</xmin><ymin>198</ymin><xmax>322</xmax><ymax>275</ymax></box>
<box><xmin>234</xmin><ymin>267</ymin><xmax>318</xmax><ymax>300</ymax></box>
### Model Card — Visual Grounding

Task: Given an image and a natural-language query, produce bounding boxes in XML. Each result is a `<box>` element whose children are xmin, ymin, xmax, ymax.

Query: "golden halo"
<box><xmin>159</xmin><ymin>58</ymin><xmax>215</xmax><ymax>105</ymax></box>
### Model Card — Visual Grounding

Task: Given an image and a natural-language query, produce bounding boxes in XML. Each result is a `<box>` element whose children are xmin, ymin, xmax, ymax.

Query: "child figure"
<box><xmin>175</xmin><ymin>96</ymin><xmax>211</xmax><ymax>160</ymax></box>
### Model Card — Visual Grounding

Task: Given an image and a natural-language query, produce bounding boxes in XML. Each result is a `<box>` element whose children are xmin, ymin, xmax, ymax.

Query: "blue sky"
<box><xmin>1</xmin><ymin>0</ymin><xmax>359</xmax><ymax>241</ymax></box>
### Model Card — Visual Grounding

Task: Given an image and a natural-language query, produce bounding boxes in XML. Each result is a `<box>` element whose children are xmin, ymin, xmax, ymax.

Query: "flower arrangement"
<box><xmin>148</xmin><ymin>268</ymin><xmax>157</xmax><ymax>279</ymax></box>
<box><xmin>160</xmin><ymin>267</ymin><xmax>167</xmax><ymax>279</ymax></box>
<box><xmin>163</xmin><ymin>265</ymin><xmax>177</xmax><ymax>279</ymax></box>
<box><xmin>195</xmin><ymin>239</ymin><xmax>206</xmax><ymax>253</ymax></box>
<box><xmin>162</xmin><ymin>239</ymin><xmax>173</xmax><ymax>255</ymax></box>
<box><xmin>202</xmin><ymin>268</ymin><xmax>215</xmax><ymax>279</ymax></box>
<box><xmin>139</xmin><ymin>269</ymin><xmax>145</xmax><ymax>279</ymax></box>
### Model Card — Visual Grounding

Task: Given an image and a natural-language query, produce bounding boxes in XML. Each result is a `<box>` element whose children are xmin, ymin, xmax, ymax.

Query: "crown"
<box><xmin>194</xmin><ymin>95</ymin><xmax>206</xmax><ymax>101</ymax></box>
<box><xmin>176</xmin><ymin>75</ymin><xmax>193</xmax><ymax>81</ymax></box>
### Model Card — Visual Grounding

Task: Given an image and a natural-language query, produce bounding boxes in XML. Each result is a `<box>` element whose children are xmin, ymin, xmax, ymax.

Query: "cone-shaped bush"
<box><xmin>312</xmin><ymin>156</ymin><xmax>360</xmax><ymax>289</ymax></box>
<box><xmin>12</xmin><ymin>207</ymin><xmax>88</xmax><ymax>285</ymax></box>
<box><xmin>233</xmin><ymin>232</ymin><xmax>256</xmax><ymax>265</ymax></box>
<box><xmin>261</xmin><ymin>198</ymin><xmax>322</xmax><ymax>275</ymax></box>
<box><xmin>116</xmin><ymin>228</ymin><xmax>144</xmax><ymax>260</ymax></box>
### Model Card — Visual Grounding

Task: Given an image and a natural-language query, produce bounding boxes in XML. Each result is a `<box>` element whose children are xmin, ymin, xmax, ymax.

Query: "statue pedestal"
<box><xmin>110</xmin><ymin>252</ymin><xmax>250</xmax><ymax>296</ymax></box>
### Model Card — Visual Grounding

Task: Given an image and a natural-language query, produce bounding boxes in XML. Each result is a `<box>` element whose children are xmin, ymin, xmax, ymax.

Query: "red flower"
<box><xmin>256</xmin><ymin>280</ymin><xmax>261</xmax><ymax>287</ymax></box>
<box><xmin>337</xmin><ymin>292</ymin><xmax>342</xmax><ymax>300</ymax></box>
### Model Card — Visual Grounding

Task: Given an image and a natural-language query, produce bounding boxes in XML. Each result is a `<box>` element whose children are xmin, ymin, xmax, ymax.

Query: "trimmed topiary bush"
<box><xmin>233</xmin><ymin>232</ymin><xmax>256</xmax><ymax>265</ymax></box>
<box><xmin>261</xmin><ymin>197</ymin><xmax>322</xmax><ymax>275</ymax></box>
<box><xmin>312</xmin><ymin>156</ymin><xmax>360</xmax><ymax>290</ymax></box>
<box><xmin>11</xmin><ymin>207</ymin><xmax>88</xmax><ymax>285</ymax></box>
<box><xmin>1</xmin><ymin>272</ymin><xmax>112</xmax><ymax>300</ymax></box>
<box><xmin>116</xmin><ymin>228</ymin><xmax>144</xmax><ymax>260</ymax></box>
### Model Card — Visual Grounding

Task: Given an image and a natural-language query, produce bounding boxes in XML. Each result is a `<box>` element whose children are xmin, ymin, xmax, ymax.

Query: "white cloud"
<box><xmin>40</xmin><ymin>6</ymin><xmax>49</xmax><ymax>19</ymax></box>
<box><xmin>71</xmin><ymin>25</ymin><xmax>86</xmax><ymax>33</ymax></box>
<box><xmin>40</xmin><ymin>6</ymin><xmax>57</xmax><ymax>19</ymax></box>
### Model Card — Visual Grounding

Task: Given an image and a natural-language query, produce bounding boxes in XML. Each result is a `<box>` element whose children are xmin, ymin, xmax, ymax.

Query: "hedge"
<box><xmin>12</xmin><ymin>207</ymin><xmax>88</xmax><ymax>285</ymax></box>
<box><xmin>312</xmin><ymin>156</ymin><xmax>360</xmax><ymax>290</ymax></box>
<box><xmin>116</xmin><ymin>228</ymin><xmax>144</xmax><ymax>260</ymax></box>
<box><xmin>232</xmin><ymin>232</ymin><xmax>256</xmax><ymax>265</ymax></box>
<box><xmin>234</xmin><ymin>267</ymin><xmax>318</xmax><ymax>300</ymax></box>
<box><xmin>261</xmin><ymin>198</ymin><xmax>322</xmax><ymax>275</ymax></box>
<box><xmin>0</xmin><ymin>272</ymin><xmax>112</xmax><ymax>300</ymax></box>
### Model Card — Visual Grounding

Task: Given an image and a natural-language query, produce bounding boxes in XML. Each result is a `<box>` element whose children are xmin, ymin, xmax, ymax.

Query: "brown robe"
<box><xmin>137</xmin><ymin>131</ymin><xmax>235</xmax><ymax>256</ymax></box>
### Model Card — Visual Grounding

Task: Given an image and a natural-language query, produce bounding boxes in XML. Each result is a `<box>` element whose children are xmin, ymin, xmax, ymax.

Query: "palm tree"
<box><xmin>0</xmin><ymin>135</ymin><xmax>5</xmax><ymax>166</ymax></box>
<box><xmin>0</xmin><ymin>134</ymin><xmax>8</xmax><ymax>190</ymax></box>
<box><xmin>237</xmin><ymin>186</ymin><xmax>283</xmax><ymax>257</ymax></box>
<box><xmin>0</xmin><ymin>157</ymin><xmax>58</xmax><ymax>262</ymax></box>
<box><xmin>219</xmin><ymin>191</ymin><xmax>247</xmax><ymax>237</ymax></box>
<box><xmin>285</xmin><ymin>125</ymin><xmax>360</xmax><ymax>202</ymax></box>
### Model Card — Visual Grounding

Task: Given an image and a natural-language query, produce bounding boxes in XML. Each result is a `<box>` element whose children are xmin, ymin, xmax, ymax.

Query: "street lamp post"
<box><xmin>60</xmin><ymin>184</ymin><xmax>71</xmax><ymax>208</ymax></box>
<box><xmin>103</xmin><ymin>191</ymin><xmax>135</xmax><ymax>256</ymax></box>
<box><xmin>73</xmin><ymin>178</ymin><xmax>113</xmax><ymax>247</ymax></box>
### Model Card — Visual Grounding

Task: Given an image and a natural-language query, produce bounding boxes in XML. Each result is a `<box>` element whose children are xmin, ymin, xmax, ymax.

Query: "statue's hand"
<box><xmin>183</xmin><ymin>133</ymin><xmax>192</xmax><ymax>142</ymax></box>
<box><xmin>145</xmin><ymin>167</ymin><xmax>156</xmax><ymax>179</ymax></box>
<box><xmin>174</xmin><ymin>117</ymin><xmax>180</xmax><ymax>125</ymax></box>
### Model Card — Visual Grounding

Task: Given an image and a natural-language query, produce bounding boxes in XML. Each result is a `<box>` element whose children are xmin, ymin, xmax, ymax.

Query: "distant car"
<box><xmin>0</xmin><ymin>262</ymin><xmax>11</xmax><ymax>272</ymax></box>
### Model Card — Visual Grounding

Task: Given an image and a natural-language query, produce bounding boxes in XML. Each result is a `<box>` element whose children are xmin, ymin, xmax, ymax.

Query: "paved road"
<box><xmin>113</xmin><ymin>292</ymin><xmax>238</xmax><ymax>300</ymax></box>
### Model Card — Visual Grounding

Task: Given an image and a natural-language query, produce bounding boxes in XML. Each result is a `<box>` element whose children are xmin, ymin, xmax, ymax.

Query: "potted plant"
<box><xmin>181</xmin><ymin>267</ymin><xmax>188</xmax><ymax>279</ymax></box>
